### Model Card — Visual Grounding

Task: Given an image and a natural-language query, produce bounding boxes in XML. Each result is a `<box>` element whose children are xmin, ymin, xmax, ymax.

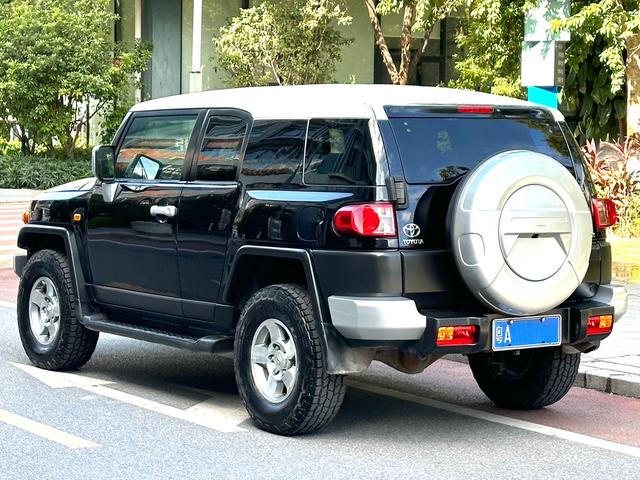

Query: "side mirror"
<box><xmin>92</xmin><ymin>145</ymin><xmax>115</xmax><ymax>181</ymax></box>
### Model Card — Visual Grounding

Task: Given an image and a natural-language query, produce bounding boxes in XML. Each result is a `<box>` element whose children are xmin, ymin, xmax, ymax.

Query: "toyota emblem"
<box><xmin>403</xmin><ymin>223</ymin><xmax>421</xmax><ymax>238</ymax></box>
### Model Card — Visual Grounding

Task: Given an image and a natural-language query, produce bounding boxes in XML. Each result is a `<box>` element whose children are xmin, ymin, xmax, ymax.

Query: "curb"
<box><xmin>444</xmin><ymin>354</ymin><xmax>640</xmax><ymax>400</ymax></box>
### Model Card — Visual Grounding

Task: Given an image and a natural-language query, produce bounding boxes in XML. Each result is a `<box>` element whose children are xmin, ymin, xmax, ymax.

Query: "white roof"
<box><xmin>131</xmin><ymin>84</ymin><xmax>564</xmax><ymax>121</ymax></box>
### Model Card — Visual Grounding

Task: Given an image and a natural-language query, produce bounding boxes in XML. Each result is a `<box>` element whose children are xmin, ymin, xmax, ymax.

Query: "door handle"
<box><xmin>150</xmin><ymin>205</ymin><xmax>177</xmax><ymax>218</ymax></box>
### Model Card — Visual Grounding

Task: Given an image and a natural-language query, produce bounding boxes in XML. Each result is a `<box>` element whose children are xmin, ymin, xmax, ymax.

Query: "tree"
<box><xmin>449</xmin><ymin>0</ymin><xmax>527</xmax><ymax>98</ymax></box>
<box><xmin>364</xmin><ymin>0</ymin><xmax>463</xmax><ymax>85</ymax></box>
<box><xmin>0</xmin><ymin>0</ymin><xmax>151</xmax><ymax>157</ymax></box>
<box><xmin>554</xmin><ymin>1</ymin><xmax>640</xmax><ymax>138</ymax></box>
<box><xmin>213</xmin><ymin>0</ymin><xmax>352</xmax><ymax>87</ymax></box>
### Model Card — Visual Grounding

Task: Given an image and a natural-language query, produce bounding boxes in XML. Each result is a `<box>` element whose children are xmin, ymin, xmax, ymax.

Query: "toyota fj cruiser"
<box><xmin>14</xmin><ymin>85</ymin><xmax>628</xmax><ymax>435</ymax></box>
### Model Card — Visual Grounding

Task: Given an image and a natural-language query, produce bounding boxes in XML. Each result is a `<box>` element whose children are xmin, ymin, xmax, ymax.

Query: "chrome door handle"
<box><xmin>150</xmin><ymin>205</ymin><xmax>177</xmax><ymax>218</ymax></box>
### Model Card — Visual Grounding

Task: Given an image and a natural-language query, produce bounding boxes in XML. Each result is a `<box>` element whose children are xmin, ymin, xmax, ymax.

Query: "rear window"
<box><xmin>388</xmin><ymin>116</ymin><xmax>575</xmax><ymax>184</ymax></box>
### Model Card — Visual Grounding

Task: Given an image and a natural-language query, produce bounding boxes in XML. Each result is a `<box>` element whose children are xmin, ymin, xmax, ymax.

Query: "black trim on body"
<box><xmin>17</xmin><ymin>225</ymin><xmax>93</xmax><ymax>317</ymax></box>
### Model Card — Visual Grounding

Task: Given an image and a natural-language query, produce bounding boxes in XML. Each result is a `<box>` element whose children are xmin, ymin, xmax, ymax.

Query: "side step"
<box><xmin>82</xmin><ymin>315</ymin><xmax>233</xmax><ymax>354</ymax></box>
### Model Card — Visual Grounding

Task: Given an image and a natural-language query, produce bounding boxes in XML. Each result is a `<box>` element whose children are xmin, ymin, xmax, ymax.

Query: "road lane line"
<box><xmin>0</xmin><ymin>300</ymin><xmax>16</xmax><ymax>309</ymax></box>
<box><xmin>12</xmin><ymin>363</ymin><xmax>246</xmax><ymax>433</ymax></box>
<box><xmin>0</xmin><ymin>408</ymin><xmax>99</xmax><ymax>449</ymax></box>
<box><xmin>349</xmin><ymin>380</ymin><xmax>640</xmax><ymax>458</ymax></box>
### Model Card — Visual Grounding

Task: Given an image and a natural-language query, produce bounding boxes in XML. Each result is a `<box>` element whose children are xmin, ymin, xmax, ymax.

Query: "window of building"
<box><xmin>241</xmin><ymin>120</ymin><xmax>307</xmax><ymax>187</ymax></box>
<box><xmin>196</xmin><ymin>115</ymin><xmax>247</xmax><ymax>182</ymax></box>
<box><xmin>116</xmin><ymin>115</ymin><xmax>197</xmax><ymax>180</ymax></box>
<box><xmin>304</xmin><ymin>119</ymin><xmax>377</xmax><ymax>186</ymax></box>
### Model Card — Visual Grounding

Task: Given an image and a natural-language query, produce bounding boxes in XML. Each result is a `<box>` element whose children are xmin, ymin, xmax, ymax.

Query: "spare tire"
<box><xmin>449</xmin><ymin>150</ymin><xmax>592</xmax><ymax>316</ymax></box>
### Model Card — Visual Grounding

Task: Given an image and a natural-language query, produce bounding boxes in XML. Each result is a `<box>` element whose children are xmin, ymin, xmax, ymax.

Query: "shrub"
<box><xmin>0</xmin><ymin>155</ymin><xmax>92</xmax><ymax>190</ymax></box>
<box><xmin>582</xmin><ymin>137</ymin><xmax>640</xmax><ymax>237</ymax></box>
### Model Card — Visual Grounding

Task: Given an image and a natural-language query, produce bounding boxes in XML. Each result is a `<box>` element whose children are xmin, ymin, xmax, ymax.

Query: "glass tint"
<box><xmin>116</xmin><ymin>115</ymin><xmax>197</xmax><ymax>180</ymax></box>
<box><xmin>389</xmin><ymin>117</ymin><xmax>574</xmax><ymax>183</ymax></box>
<box><xmin>304</xmin><ymin>119</ymin><xmax>376</xmax><ymax>186</ymax></box>
<box><xmin>241</xmin><ymin>120</ymin><xmax>307</xmax><ymax>187</ymax></box>
<box><xmin>196</xmin><ymin>115</ymin><xmax>247</xmax><ymax>182</ymax></box>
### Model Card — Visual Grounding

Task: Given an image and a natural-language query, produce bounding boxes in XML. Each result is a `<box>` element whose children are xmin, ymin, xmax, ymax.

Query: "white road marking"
<box><xmin>0</xmin><ymin>300</ymin><xmax>16</xmax><ymax>309</ymax></box>
<box><xmin>0</xmin><ymin>408</ymin><xmax>99</xmax><ymax>449</ymax></box>
<box><xmin>349</xmin><ymin>380</ymin><xmax>640</xmax><ymax>458</ymax></box>
<box><xmin>12</xmin><ymin>363</ymin><xmax>246</xmax><ymax>433</ymax></box>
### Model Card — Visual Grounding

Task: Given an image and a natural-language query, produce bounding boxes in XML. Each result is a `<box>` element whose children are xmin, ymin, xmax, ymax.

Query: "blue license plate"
<box><xmin>492</xmin><ymin>315</ymin><xmax>561</xmax><ymax>351</ymax></box>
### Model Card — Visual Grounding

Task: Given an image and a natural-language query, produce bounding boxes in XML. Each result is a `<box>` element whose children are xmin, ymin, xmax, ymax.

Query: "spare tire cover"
<box><xmin>449</xmin><ymin>150</ymin><xmax>592</xmax><ymax>316</ymax></box>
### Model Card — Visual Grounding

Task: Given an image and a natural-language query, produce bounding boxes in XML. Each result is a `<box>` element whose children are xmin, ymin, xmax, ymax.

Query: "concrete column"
<box><xmin>190</xmin><ymin>0</ymin><xmax>203</xmax><ymax>93</ymax></box>
<box><xmin>134</xmin><ymin>0</ymin><xmax>142</xmax><ymax>102</ymax></box>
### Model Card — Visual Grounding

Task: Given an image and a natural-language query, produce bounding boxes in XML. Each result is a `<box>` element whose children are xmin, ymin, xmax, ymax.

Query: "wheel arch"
<box><xmin>224</xmin><ymin>246</ymin><xmax>373</xmax><ymax>375</ymax></box>
<box><xmin>16</xmin><ymin>225</ymin><xmax>92</xmax><ymax>317</ymax></box>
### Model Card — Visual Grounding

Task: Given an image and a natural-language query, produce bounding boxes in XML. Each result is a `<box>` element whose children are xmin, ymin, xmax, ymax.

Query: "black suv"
<box><xmin>14</xmin><ymin>85</ymin><xmax>627</xmax><ymax>435</ymax></box>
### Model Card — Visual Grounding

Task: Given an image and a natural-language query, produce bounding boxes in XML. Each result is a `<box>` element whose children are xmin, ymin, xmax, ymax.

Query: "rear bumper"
<box><xmin>327</xmin><ymin>283</ymin><xmax>626</xmax><ymax>355</ymax></box>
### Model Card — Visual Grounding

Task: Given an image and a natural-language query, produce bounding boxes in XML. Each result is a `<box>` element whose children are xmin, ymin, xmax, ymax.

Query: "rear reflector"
<box><xmin>457</xmin><ymin>105</ymin><xmax>494</xmax><ymax>114</ymax></box>
<box><xmin>591</xmin><ymin>198</ymin><xmax>617</xmax><ymax>229</ymax></box>
<box><xmin>333</xmin><ymin>203</ymin><xmax>396</xmax><ymax>237</ymax></box>
<box><xmin>587</xmin><ymin>314</ymin><xmax>613</xmax><ymax>335</ymax></box>
<box><xmin>437</xmin><ymin>325</ymin><xmax>478</xmax><ymax>346</ymax></box>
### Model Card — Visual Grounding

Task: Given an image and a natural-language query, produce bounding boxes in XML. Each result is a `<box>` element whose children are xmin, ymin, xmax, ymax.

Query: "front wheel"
<box><xmin>17</xmin><ymin>250</ymin><xmax>99</xmax><ymax>371</ymax></box>
<box><xmin>234</xmin><ymin>284</ymin><xmax>346</xmax><ymax>435</ymax></box>
<box><xmin>468</xmin><ymin>347</ymin><xmax>580</xmax><ymax>410</ymax></box>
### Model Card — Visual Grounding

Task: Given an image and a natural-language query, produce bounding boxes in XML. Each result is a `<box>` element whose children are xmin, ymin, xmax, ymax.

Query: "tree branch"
<box><xmin>364</xmin><ymin>0</ymin><xmax>398</xmax><ymax>83</ymax></box>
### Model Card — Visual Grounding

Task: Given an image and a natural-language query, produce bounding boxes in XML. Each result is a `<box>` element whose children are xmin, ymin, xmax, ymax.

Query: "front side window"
<box><xmin>196</xmin><ymin>115</ymin><xmax>247</xmax><ymax>182</ymax></box>
<box><xmin>304</xmin><ymin>119</ymin><xmax>376</xmax><ymax>186</ymax></box>
<box><xmin>116</xmin><ymin>114</ymin><xmax>198</xmax><ymax>180</ymax></box>
<box><xmin>241</xmin><ymin>120</ymin><xmax>307</xmax><ymax>187</ymax></box>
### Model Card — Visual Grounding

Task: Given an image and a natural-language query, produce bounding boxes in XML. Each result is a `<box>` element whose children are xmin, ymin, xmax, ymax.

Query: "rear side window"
<box><xmin>304</xmin><ymin>119</ymin><xmax>376</xmax><ymax>186</ymax></box>
<box><xmin>196</xmin><ymin>115</ymin><xmax>247</xmax><ymax>182</ymax></box>
<box><xmin>241</xmin><ymin>120</ymin><xmax>306</xmax><ymax>187</ymax></box>
<box><xmin>389</xmin><ymin>117</ymin><xmax>574</xmax><ymax>184</ymax></box>
<box><xmin>116</xmin><ymin>115</ymin><xmax>197</xmax><ymax>180</ymax></box>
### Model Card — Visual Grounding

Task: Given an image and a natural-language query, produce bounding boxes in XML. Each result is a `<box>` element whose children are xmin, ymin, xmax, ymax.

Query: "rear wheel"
<box><xmin>234</xmin><ymin>284</ymin><xmax>346</xmax><ymax>435</ymax></box>
<box><xmin>17</xmin><ymin>250</ymin><xmax>99</xmax><ymax>370</ymax></box>
<box><xmin>468</xmin><ymin>347</ymin><xmax>579</xmax><ymax>410</ymax></box>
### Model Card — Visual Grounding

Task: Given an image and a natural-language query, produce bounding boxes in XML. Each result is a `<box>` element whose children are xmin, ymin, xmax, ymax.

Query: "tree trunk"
<box><xmin>397</xmin><ymin>4</ymin><xmax>415</xmax><ymax>85</ymax></box>
<box><xmin>364</xmin><ymin>0</ymin><xmax>399</xmax><ymax>84</ymax></box>
<box><xmin>626</xmin><ymin>33</ymin><xmax>640</xmax><ymax>137</ymax></box>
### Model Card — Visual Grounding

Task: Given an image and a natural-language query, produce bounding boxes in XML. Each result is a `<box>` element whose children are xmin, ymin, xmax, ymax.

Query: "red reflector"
<box><xmin>436</xmin><ymin>325</ymin><xmax>478</xmax><ymax>346</ymax></box>
<box><xmin>457</xmin><ymin>105</ymin><xmax>494</xmax><ymax>114</ymax></box>
<box><xmin>587</xmin><ymin>314</ymin><xmax>613</xmax><ymax>335</ymax></box>
<box><xmin>333</xmin><ymin>203</ymin><xmax>396</xmax><ymax>237</ymax></box>
<box><xmin>591</xmin><ymin>198</ymin><xmax>617</xmax><ymax>229</ymax></box>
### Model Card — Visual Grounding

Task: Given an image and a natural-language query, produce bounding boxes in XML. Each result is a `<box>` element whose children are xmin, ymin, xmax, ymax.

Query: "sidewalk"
<box><xmin>576</xmin><ymin>282</ymin><xmax>640</xmax><ymax>397</ymax></box>
<box><xmin>0</xmin><ymin>188</ymin><xmax>39</xmax><ymax>203</ymax></box>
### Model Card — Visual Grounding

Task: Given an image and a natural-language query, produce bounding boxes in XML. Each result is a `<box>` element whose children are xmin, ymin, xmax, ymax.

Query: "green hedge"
<box><xmin>0</xmin><ymin>155</ymin><xmax>93</xmax><ymax>190</ymax></box>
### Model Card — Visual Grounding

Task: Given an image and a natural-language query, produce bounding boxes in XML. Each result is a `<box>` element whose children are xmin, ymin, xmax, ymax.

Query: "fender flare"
<box><xmin>16</xmin><ymin>225</ymin><xmax>93</xmax><ymax>318</ymax></box>
<box><xmin>224</xmin><ymin>246</ymin><xmax>373</xmax><ymax>374</ymax></box>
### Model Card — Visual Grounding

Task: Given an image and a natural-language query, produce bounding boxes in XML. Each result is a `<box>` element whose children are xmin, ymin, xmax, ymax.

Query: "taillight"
<box><xmin>587</xmin><ymin>314</ymin><xmax>613</xmax><ymax>335</ymax></box>
<box><xmin>591</xmin><ymin>198</ymin><xmax>617</xmax><ymax>229</ymax></box>
<box><xmin>436</xmin><ymin>325</ymin><xmax>478</xmax><ymax>346</ymax></box>
<box><xmin>333</xmin><ymin>203</ymin><xmax>396</xmax><ymax>237</ymax></box>
<box><xmin>457</xmin><ymin>105</ymin><xmax>494</xmax><ymax>114</ymax></box>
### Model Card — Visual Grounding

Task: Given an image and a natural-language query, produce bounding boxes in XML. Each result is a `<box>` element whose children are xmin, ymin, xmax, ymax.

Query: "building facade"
<box><xmin>114</xmin><ymin>0</ymin><xmax>459</xmax><ymax>99</ymax></box>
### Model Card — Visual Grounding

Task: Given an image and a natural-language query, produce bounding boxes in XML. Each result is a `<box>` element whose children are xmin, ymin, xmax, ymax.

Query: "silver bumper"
<box><xmin>327</xmin><ymin>284</ymin><xmax>629</xmax><ymax>342</ymax></box>
<box><xmin>593</xmin><ymin>283</ymin><xmax>628</xmax><ymax>321</ymax></box>
<box><xmin>327</xmin><ymin>296</ymin><xmax>426</xmax><ymax>340</ymax></box>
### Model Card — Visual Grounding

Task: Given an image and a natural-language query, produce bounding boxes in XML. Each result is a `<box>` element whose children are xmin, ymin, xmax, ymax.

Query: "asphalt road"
<box><xmin>1</xmin><ymin>304</ymin><xmax>640</xmax><ymax>480</ymax></box>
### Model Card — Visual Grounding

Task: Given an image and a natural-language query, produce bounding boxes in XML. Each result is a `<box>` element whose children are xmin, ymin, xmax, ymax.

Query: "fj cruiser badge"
<box><xmin>402</xmin><ymin>223</ymin><xmax>424</xmax><ymax>246</ymax></box>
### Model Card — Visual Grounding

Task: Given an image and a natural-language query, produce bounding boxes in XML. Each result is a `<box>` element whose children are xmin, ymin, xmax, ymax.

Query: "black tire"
<box><xmin>234</xmin><ymin>284</ymin><xmax>346</xmax><ymax>435</ymax></box>
<box><xmin>17</xmin><ymin>249</ymin><xmax>99</xmax><ymax>371</ymax></box>
<box><xmin>468</xmin><ymin>347</ymin><xmax>580</xmax><ymax>410</ymax></box>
